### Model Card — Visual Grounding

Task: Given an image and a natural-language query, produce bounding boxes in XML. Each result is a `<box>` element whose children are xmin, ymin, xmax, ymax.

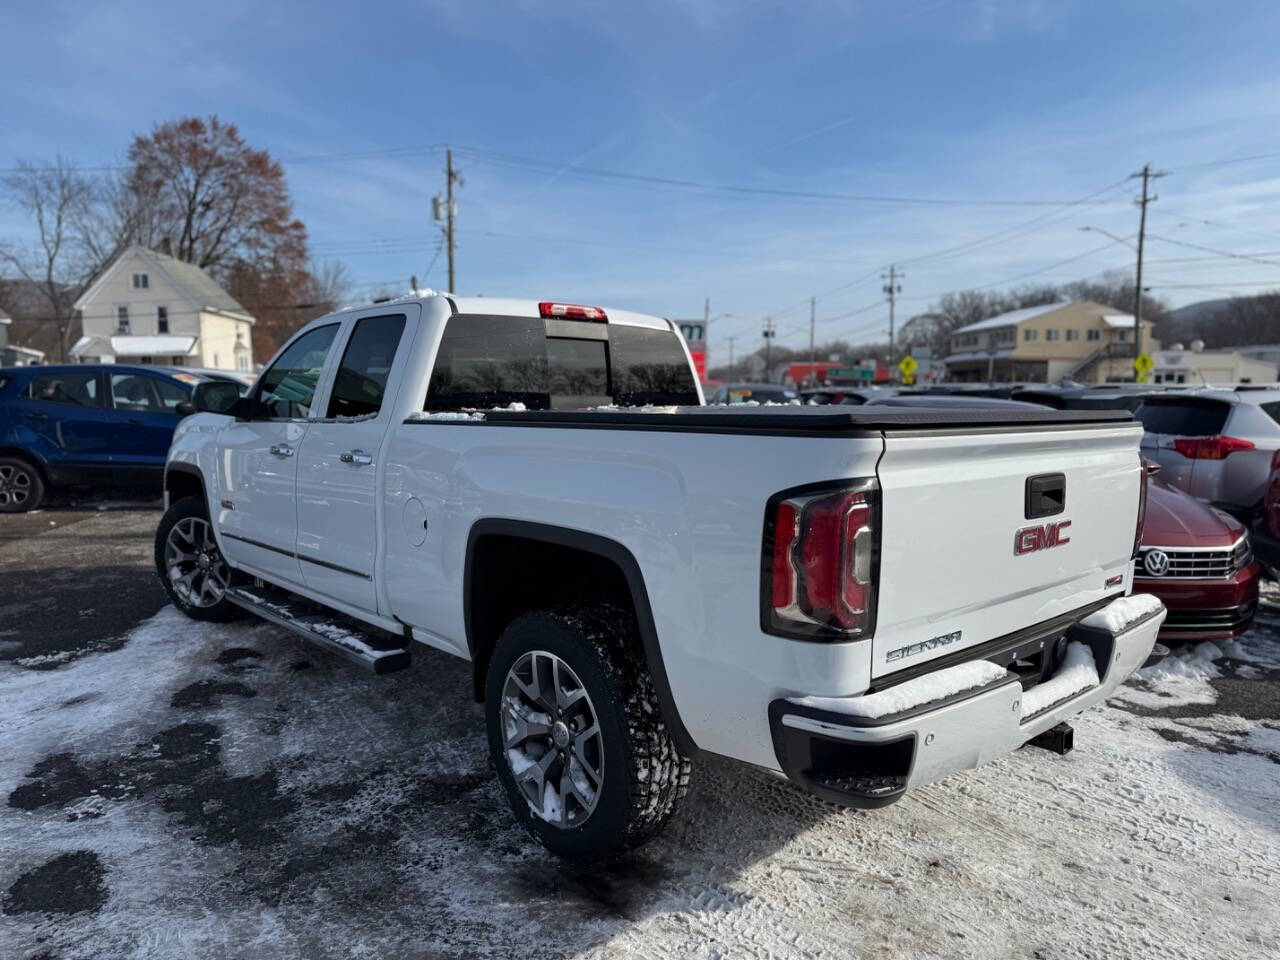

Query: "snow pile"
<box><xmin>1021</xmin><ymin>641</ymin><xmax>1099</xmax><ymax>720</ymax></box>
<box><xmin>1080</xmin><ymin>593</ymin><xmax>1164</xmax><ymax>633</ymax></box>
<box><xmin>792</xmin><ymin>659</ymin><xmax>1008</xmax><ymax>719</ymax></box>
<box><xmin>406</xmin><ymin>410</ymin><xmax>485</xmax><ymax>421</ymax></box>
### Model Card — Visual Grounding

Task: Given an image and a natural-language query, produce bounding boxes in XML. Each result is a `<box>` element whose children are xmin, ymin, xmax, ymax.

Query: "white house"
<box><xmin>70</xmin><ymin>246</ymin><xmax>254</xmax><ymax>371</ymax></box>
<box><xmin>0</xmin><ymin>312</ymin><xmax>46</xmax><ymax>366</ymax></box>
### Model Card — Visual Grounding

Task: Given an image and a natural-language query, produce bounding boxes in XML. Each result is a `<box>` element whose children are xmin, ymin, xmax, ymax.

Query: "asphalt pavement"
<box><xmin>1</xmin><ymin>505</ymin><xmax>1277</xmax><ymax>959</ymax></box>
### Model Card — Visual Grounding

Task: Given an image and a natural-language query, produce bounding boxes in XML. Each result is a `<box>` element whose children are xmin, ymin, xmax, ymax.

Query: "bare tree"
<box><xmin>304</xmin><ymin>259</ymin><xmax>353</xmax><ymax>314</ymax></box>
<box><xmin>0</xmin><ymin>158</ymin><xmax>100</xmax><ymax>360</ymax></box>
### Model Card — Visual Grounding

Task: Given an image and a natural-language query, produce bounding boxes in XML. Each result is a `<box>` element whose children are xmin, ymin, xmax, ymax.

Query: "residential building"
<box><xmin>944</xmin><ymin>301</ymin><xmax>1158</xmax><ymax>384</ymax></box>
<box><xmin>0</xmin><ymin>312</ymin><xmax>45</xmax><ymax>366</ymax></box>
<box><xmin>69</xmin><ymin>246</ymin><xmax>254</xmax><ymax>371</ymax></box>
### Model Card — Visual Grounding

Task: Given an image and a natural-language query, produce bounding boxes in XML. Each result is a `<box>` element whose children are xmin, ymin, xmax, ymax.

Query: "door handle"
<box><xmin>23</xmin><ymin>411</ymin><xmax>48</xmax><ymax>421</ymax></box>
<box><xmin>339</xmin><ymin>450</ymin><xmax>374</xmax><ymax>466</ymax></box>
<box><xmin>269</xmin><ymin>443</ymin><xmax>294</xmax><ymax>457</ymax></box>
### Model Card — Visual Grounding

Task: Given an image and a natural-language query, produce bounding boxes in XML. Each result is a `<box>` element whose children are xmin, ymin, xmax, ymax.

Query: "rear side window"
<box><xmin>608</xmin><ymin>325</ymin><xmax>699</xmax><ymax>406</ymax></box>
<box><xmin>1259</xmin><ymin>401</ymin><xmax>1280</xmax><ymax>426</ymax></box>
<box><xmin>425</xmin><ymin>315</ymin><xmax>699</xmax><ymax>411</ymax></box>
<box><xmin>26</xmin><ymin>372</ymin><xmax>100</xmax><ymax>407</ymax></box>
<box><xmin>327</xmin><ymin>314</ymin><xmax>406</xmax><ymax>418</ymax></box>
<box><xmin>1134</xmin><ymin>398</ymin><xmax>1230</xmax><ymax>435</ymax></box>
<box><xmin>256</xmin><ymin>323</ymin><xmax>340</xmax><ymax>418</ymax></box>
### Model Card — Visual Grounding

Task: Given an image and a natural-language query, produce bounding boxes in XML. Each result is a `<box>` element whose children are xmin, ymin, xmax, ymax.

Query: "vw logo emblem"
<box><xmin>1143</xmin><ymin>549</ymin><xmax>1170</xmax><ymax>577</ymax></box>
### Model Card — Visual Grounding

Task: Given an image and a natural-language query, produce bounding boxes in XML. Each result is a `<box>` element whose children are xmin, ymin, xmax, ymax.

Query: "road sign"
<box><xmin>827</xmin><ymin>367</ymin><xmax>875</xmax><ymax>380</ymax></box>
<box><xmin>898</xmin><ymin>355</ymin><xmax>918</xmax><ymax>377</ymax></box>
<box><xmin>901</xmin><ymin>374</ymin><xmax>916</xmax><ymax>386</ymax></box>
<box><xmin>1134</xmin><ymin>352</ymin><xmax>1153</xmax><ymax>383</ymax></box>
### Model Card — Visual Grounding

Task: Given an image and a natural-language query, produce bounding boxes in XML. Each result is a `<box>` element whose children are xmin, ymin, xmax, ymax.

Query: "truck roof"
<box><xmin>380</xmin><ymin>293</ymin><xmax>672</xmax><ymax>331</ymax></box>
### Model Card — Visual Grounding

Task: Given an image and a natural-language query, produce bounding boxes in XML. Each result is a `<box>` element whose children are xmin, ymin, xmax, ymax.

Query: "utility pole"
<box><xmin>882</xmin><ymin>265</ymin><xmax>902</xmax><ymax>364</ymax></box>
<box><xmin>726</xmin><ymin>336</ymin><xmax>737</xmax><ymax>379</ymax></box>
<box><xmin>763</xmin><ymin>317</ymin><xmax>776</xmax><ymax>378</ymax></box>
<box><xmin>703</xmin><ymin>297</ymin><xmax>710</xmax><ymax>329</ymax></box>
<box><xmin>808</xmin><ymin>296</ymin><xmax>817</xmax><ymax>387</ymax></box>
<box><xmin>446</xmin><ymin>148</ymin><xmax>462</xmax><ymax>292</ymax></box>
<box><xmin>1130</xmin><ymin>164</ymin><xmax>1166</xmax><ymax>374</ymax></box>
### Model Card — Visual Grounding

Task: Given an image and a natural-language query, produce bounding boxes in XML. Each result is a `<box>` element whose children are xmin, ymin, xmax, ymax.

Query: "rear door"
<box><xmin>295</xmin><ymin>308</ymin><xmax>415</xmax><ymax>612</ymax></box>
<box><xmin>871</xmin><ymin>421</ymin><xmax>1143</xmax><ymax>677</ymax></box>
<box><xmin>14</xmin><ymin>370</ymin><xmax>113</xmax><ymax>483</ymax></box>
<box><xmin>1133</xmin><ymin>396</ymin><xmax>1232</xmax><ymax>500</ymax></box>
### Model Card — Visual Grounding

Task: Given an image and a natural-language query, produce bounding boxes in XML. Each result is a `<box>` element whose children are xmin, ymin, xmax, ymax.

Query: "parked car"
<box><xmin>1015</xmin><ymin>387</ymin><xmax>1155</xmax><ymax>412</ymax></box>
<box><xmin>171</xmin><ymin>366</ymin><xmax>256</xmax><ymax>394</ymax></box>
<box><xmin>1247</xmin><ymin>451</ymin><xmax>1280</xmax><ymax>580</ymax></box>
<box><xmin>1135</xmin><ymin>469</ymin><xmax>1259</xmax><ymax>641</ymax></box>
<box><xmin>0</xmin><ymin>364</ymin><xmax>210</xmax><ymax>512</ymax></box>
<box><xmin>156</xmin><ymin>293</ymin><xmax>1163</xmax><ymax>862</ymax></box>
<box><xmin>708</xmin><ymin>382</ymin><xmax>798</xmax><ymax>404</ymax></box>
<box><xmin>1133</xmin><ymin>390</ymin><xmax>1280</xmax><ymax>522</ymax></box>
<box><xmin>799</xmin><ymin>387</ymin><xmax>879</xmax><ymax>405</ymax></box>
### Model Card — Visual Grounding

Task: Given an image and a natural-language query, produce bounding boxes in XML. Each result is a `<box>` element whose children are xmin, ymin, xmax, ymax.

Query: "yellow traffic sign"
<box><xmin>898</xmin><ymin>355</ymin><xmax>918</xmax><ymax>376</ymax></box>
<box><xmin>901</xmin><ymin>374</ymin><xmax>916</xmax><ymax>386</ymax></box>
<box><xmin>1134</xmin><ymin>352</ymin><xmax>1154</xmax><ymax>375</ymax></box>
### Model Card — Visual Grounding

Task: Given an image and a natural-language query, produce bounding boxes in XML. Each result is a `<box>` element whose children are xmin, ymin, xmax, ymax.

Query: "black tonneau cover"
<box><xmin>415</xmin><ymin>404</ymin><xmax>1134</xmax><ymax>437</ymax></box>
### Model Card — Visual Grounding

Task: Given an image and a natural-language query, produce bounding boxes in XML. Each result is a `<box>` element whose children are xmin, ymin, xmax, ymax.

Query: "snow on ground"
<box><xmin>1</xmin><ymin>604</ymin><xmax>1278</xmax><ymax>959</ymax></box>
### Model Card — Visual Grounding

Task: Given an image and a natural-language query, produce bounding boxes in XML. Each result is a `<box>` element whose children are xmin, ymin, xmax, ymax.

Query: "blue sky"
<box><xmin>4</xmin><ymin>0</ymin><xmax>1280</xmax><ymax>362</ymax></box>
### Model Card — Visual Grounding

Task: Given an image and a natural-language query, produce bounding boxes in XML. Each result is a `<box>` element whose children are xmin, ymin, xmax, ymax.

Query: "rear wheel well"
<box><xmin>467</xmin><ymin>531</ymin><xmax>634</xmax><ymax>701</ymax></box>
<box><xmin>164</xmin><ymin>467</ymin><xmax>206</xmax><ymax>508</ymax></box>
<box><xmin>0</xmin><ymin>447</ymin><xmax>45</xmax><ymax>480</ymax></box>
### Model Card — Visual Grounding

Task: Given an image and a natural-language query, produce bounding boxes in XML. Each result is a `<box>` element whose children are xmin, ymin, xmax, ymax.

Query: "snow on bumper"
<box><xmin>768</xmin><ymin>594</ymin><xmax>1166</xmax><ymax>808</ymax></box>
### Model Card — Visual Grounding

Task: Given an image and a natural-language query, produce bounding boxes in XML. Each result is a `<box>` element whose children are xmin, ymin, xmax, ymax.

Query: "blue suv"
<box><xmin>0</xmin><ymin>364</ymin><xmax>218</xmax><ymax>512</ymax></box>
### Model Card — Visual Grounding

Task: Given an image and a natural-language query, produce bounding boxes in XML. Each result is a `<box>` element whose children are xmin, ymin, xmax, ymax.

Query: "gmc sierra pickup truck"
<box><xmin>157</xmin><ymin>293</ymin><xmax>1166</xmax><ymax>860</ymax></box>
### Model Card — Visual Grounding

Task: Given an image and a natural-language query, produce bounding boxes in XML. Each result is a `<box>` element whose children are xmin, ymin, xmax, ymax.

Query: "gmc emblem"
<box><xmin>1014</xmin><ymin>519</ymin><xmax>1072</xmax><ymax>555</ymax></box>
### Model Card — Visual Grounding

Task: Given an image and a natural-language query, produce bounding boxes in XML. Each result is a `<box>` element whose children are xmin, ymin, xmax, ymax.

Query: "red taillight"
<box><xmin>1171</xmin><ymin>435</ymin><xmax>1255</xmax><ymax>460</ymax></box>
<box><xmin>764</xmin><ymin>484</ymin><xmax>878</xmax><ymax>639</ymax></box>
<box><xmin>539</xmin><ymin>302</ymin><xmax>607</xmax><ymax>322</ymax></box>
<box><xmin>771</xmin><ymin>501</ymin><xmax>798</xmax><ymax>609</ymax></box>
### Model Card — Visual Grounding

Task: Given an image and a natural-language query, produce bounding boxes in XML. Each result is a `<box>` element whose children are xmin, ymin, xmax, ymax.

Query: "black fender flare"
<box><xmin>463</xmin><ymin>518</ymin><xmax>700</xmax><ymax>758</ymax></box>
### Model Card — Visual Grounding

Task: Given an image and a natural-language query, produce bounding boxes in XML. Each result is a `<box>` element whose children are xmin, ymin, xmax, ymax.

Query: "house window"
<box><xmin>132</xmin><ymin>273</ymin><xmax>149</xmax><ymax>289</ymax></box>
<box><xmin>1087</xmin><ymin>329</ymin><xmax>1101</xmax><ymax>341</ymax></box>
<box><xmin>1066</xmin><ymin>329</ymin><xmax>1079</xmax><ymax>341</ymax></box>
<box><xmin>116</xmin><ymin>306</ymin><xmax>130</xmax><ymax>334</ymax></box>
<box><xmin>1045</xmin><ymin>329</ymin><xmax>1059</xmax><ymax>341</ymax></box>
<box><xmin>1024</xmin><ymin>329</ymin><xmax>1037</xmax><ymax>341</ymax></box>
<box><xmin>1117</xmin><ymin>330</ymin><xmax>1129</xmax><ymax>342</ymax></box>
<box><xmin>157</xmin><ymin>306</ymin><xmax>169</xmax><ymax>334</ymax></box>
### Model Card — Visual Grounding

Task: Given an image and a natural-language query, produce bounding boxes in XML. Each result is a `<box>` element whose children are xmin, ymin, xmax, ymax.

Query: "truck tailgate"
<box><xmin>872</xmin><ymin>422</ymin><xmax>1143</xmax><ymax>678</ymax></box>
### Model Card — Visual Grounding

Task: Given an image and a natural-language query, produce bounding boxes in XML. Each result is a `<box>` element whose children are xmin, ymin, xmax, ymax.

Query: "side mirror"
<box><xmin>188</xmin><ymin>380</ymin><xmax>243</xmax><ymax>415</ymax></box>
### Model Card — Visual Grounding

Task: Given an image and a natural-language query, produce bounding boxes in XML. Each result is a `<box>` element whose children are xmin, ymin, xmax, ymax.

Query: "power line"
<box><xmin>1146</xmin><ymin>233</ymin><xmax>1280</xmax><ymax>268</ymax></box>
<box><xmin>451</xmin><ymin>145</ymin><xmax>1126</xmax><ymax>208</ymax></box>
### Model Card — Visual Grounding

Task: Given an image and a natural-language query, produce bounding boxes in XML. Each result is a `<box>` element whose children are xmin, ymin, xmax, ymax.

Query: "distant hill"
<box><xmin>1167</xmin><ymin>298</ymin><xmax>1232</xmax><ymax>327</ymax></box>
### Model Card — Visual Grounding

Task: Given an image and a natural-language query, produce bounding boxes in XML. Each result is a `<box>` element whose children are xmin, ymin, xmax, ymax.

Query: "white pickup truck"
<box><xmin>158</xmin><ymin>293</ymin><xmax>1165</xmax><ymax>860</ymax></box>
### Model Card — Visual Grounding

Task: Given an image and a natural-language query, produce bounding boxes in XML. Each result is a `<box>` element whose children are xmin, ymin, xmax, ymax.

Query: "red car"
<box><xmin>1135</xmin><ymin>471</ymin><xmax>1259</xmax><ymax>641</ymax></box>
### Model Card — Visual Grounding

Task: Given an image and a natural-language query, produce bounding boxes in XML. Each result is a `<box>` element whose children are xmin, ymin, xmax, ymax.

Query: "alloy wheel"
<box><xmin>501</xmin><ymin>649</ymin><xmax>605</xmax><ymax>828</ymax></box>
<box><xmin>0</xmin><ymin>464</ymin><xmax>32</xmax><ymax>509</ymax></box>
<box><xmin>164</xmin><ymin>516</ymin><xmax>231</xmax><ymax>608</ymax></box>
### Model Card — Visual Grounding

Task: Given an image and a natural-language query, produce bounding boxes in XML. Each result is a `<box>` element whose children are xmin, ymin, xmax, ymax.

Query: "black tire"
<box><xmin>0</xmin><ymin>455</ymin><xmax>45</xmax><ymax>513</ymax></box>
<box><xmin>154</xmin><ymin>497</ymin><xmax>242</xmax><ymax>622</ymax></box>
<box><xmin>485</xmin><ymin>602</ymin><xmax>692</xmax><ymax>861</ymax></box>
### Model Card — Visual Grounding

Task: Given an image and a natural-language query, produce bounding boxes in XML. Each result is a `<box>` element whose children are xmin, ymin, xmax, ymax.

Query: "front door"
<box><xmin>216</xmin><ymin>323</ymin><xmax>341</xmax><ymax>587</ymax></box>
<box><xmin>106</xmin><ymin>371</ymin><xmax>190</xmax><ymax>487</ymax></box>
<box><xmin>295</xmin><ymin>309</ymin><xmax>414</xmax><ymax>612</ymax></box>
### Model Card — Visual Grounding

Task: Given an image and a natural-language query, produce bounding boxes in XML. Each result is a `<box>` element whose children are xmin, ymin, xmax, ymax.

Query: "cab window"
<box><xmin>256</xmin><ymin>324</ymin><xmax>340</xmax><ymax>418</ymax></box>
<box><xmin>327</xmin><ymin>314</ymin><xmax>406</xmax><ymax>418</ymax></box>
